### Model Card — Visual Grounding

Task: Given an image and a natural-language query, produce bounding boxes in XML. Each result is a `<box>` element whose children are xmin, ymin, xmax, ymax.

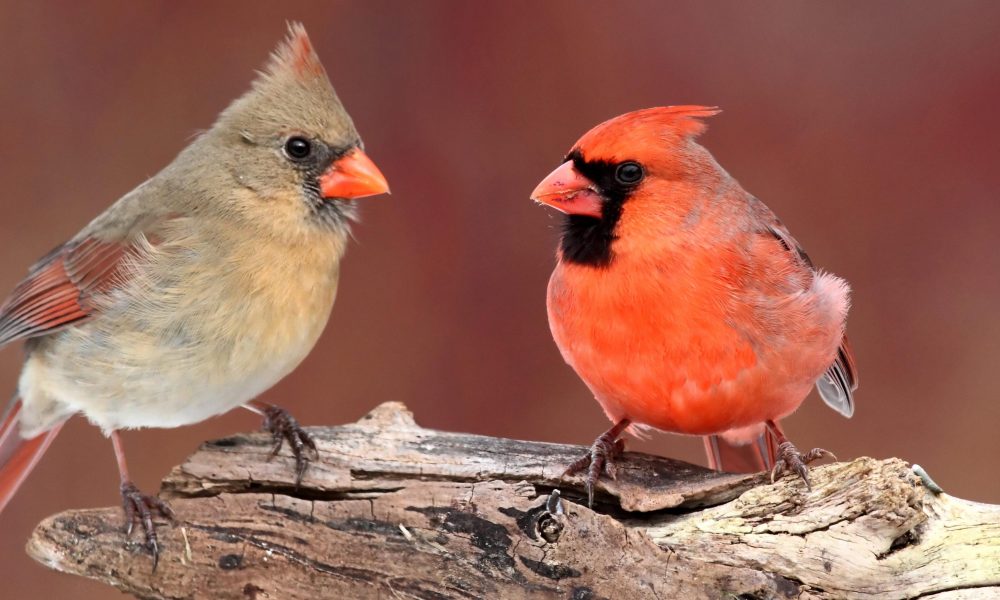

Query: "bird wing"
<box><xmin>814</xmin><ymin>335</ymin><xmax>859</xmax><ymax>417</ymax></box>
<box><xmin>0</xmin><ymin>236</ymin><xmax>145</xmax><ymax>347</ymax></box>
<box><xmin>764</xmin><ymin>217</ymin><xmax>859</xmax><ymax>418</ymax></box>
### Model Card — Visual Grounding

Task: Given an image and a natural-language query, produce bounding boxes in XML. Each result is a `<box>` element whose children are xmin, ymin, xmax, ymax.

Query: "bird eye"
<box><xmin>614</xmin><ymin>161</ymin><xmax>644</xmax><ymax>185</ymax></box>
<box><xmin>284</xmin><ymin>136</ymin><xmax>312</xmax><ymax>160</ymax></box>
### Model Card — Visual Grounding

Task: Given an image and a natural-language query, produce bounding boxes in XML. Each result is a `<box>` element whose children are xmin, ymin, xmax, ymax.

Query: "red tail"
<box><xmin>0</xmin><ymin>399</ymin><xmax>63</xmax><ymax>515</ymax></box>
<box><xmin>703</xmin><ymin>421</ymin><xmax>783</xmax><ymax>474</ymax></box>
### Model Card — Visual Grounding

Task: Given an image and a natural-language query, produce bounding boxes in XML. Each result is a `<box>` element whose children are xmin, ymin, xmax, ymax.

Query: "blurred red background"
<box><xmin>1</xmin><ymin>2</ymin><xmax>999</xmax><ymax>597</ymax></box>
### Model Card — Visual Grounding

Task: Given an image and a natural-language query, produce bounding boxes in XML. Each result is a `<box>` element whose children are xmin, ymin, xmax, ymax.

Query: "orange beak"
<box><xmin>530</xmin><ymin>160</ymin><xmax>603</xmax><ymax>218</ymax></box>
<box><xmin>319</xmin><ymin>148</ymin><xmax>390</xmax><ymax>200</ymax></box>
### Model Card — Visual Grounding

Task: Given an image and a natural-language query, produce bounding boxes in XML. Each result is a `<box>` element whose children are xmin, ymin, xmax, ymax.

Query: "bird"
<box><xmin>0</xmin><ymin>23</ymin><xmax>389</xmax><ymax>565</ymax></box>
<box><xmin>531</xmin><ymin>106</ymin><xmax>857</xmax><ymax>506</ymax></box>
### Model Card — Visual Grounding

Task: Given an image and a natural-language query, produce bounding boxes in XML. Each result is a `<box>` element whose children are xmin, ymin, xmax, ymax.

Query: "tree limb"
<box><xmin>26</xmin><ymin>402</ymin><xmax>1000</xmax><ymax>599</ymax></box>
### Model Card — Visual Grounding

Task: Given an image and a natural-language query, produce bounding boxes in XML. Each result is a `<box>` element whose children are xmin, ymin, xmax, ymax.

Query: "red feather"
<box><xmin>703</xmin><ymin>421</ymin><xmax>783</xmax><ymax>474</ymax></box>
<box><xmin>0</xmin><ymin>399</ymin><xmax>64</xmax><ymax>514</ymax></box>
<box><xmin>268</xmin><ymin>23</ymin><xmax>327</xmax><ymax>80</ymax></box>
<box><xmin>0</xmin><ymin>238</ymin><xmax>136</xmax><ymax>346</ymax></box>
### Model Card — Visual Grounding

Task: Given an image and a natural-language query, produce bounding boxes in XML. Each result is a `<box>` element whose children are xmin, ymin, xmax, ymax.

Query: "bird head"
<box><xmin>531</xmin><ymin>106</ymin><xmax>721</xmax><ymax>267</ymax></box>
<box><xmin>203</xmin><ymin>23</ymin><xmax>389</xmax><ymax>234</ymax></box>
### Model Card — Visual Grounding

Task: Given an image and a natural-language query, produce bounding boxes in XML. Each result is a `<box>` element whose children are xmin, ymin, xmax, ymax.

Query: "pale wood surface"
<box><xmin>26</xmin><ymin>402</ymin><xmax>1000</xmax><ymax>599</ymax></box>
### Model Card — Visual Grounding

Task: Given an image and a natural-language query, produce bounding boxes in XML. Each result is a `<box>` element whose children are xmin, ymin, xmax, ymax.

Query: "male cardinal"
<box><xmin>532</xmin><ymin>107</ymin><xmax>857</xmax><ymax>505</ymax></box>
<box><xmin>0</xmin><ymin>23</ymin><xmax>388</xmax><ymax>564</ymax></box>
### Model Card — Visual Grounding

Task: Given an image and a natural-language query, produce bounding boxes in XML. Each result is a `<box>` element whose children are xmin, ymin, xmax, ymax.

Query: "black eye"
<box><xmin>614</xmin><ymin>161</ymin><xmax>643</xmax><ymax>185</ymax></box>
<box><xmin>284</xmin><ymin>136</ymin><xmax>312</xmax><ymax>160</ymax></box>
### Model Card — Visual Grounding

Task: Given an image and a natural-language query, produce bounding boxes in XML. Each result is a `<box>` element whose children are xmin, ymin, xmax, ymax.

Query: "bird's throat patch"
<box><xmin>558</xmin><ymin>151</ymin><xmax>631</xmax><ymax>267</ymax></box>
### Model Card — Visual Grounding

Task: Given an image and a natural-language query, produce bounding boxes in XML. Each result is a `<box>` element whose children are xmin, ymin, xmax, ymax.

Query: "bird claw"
<box><xmin>770</xmin><ymin>442</ymin><xmax>836</xmax><ymax>491</ymax></box>
<box><xmin>564</xmin><ymin>434</ymin><xmax>626</xmax><ymax>507</ymax></box>
<box><xmin>261</xmin><ymin>404</ymin><xmax>319</xmax><ymax>484</ymax></box>
<box><xmin>120</xmin><ymin>481</ymin><xmax>174</xmax><ymax>571</ymax></box>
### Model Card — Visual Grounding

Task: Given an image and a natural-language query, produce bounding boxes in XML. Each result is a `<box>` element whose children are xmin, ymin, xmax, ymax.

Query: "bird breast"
<box><xmin>21</xmin><ymin>220</ymin><xmax>346</xmax><ymax>433</ymax></box>
<box><xmin>546</xmin><ymin>247</ymin><xmax>844</xmax><ymax>435</ymax></box>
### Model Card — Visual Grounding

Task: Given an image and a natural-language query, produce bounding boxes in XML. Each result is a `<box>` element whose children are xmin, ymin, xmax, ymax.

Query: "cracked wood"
<box><xmin>25</xmin><ymin>402</ymin><xmax>1000</xmax><ymax>599</ymax></box>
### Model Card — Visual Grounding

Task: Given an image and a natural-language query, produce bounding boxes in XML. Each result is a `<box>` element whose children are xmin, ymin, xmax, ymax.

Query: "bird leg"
<box><xmin>563</xmin><ymin>419</ymin><xmax>630</xmax><ymax>507</ymax></box>
<box><xmin>765</xmin><ymin>419</ymin><xmax>836</xmax><ymax>491</ymax></box>
<box><xmin>246</xmin><ymin>400</ymin><xmax>318</xmax><ymax>483</ymax></box>
<box><xmin>111</xmin><ymin>431</ymin><xmax>174</xmax><ymax>570</ymax></box>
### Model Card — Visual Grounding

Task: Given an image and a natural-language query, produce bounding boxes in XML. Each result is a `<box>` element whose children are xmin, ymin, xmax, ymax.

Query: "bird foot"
<box><xmin>770</xmin><ymin>441</ymin><xmax>836</xmax><ymax>491</ymax></box>
<box><xmin>261</xmin><ymin>404</ymin><xmax>318</xmax><ymax>483</ymax></box>
<box><xmin>563</xmin><ymin>430</ymin><xmax>626</xmax><ymax>507</ymax></box>
<box><xmin>120</xmin><ymin>480</ymin><xmax>175</xmax><ymax>571</ymax></box>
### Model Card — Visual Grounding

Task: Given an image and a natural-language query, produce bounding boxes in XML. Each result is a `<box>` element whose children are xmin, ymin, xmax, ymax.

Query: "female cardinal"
<box><xmin>0</xmin><ymin>23</ymin><xmax>388</xmax><ymax>564</ymax></box>
<box><xmin>532</xmin><ymin>107</ymin><xmax>857</xmax><ymax>505</ymax></box>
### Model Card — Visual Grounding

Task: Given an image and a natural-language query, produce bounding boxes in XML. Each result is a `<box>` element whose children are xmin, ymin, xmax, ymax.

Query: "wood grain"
<box><xmin>26</xmin><ymin>402</ymin><xmax>1000</xmax><ymax>599</ymax></box>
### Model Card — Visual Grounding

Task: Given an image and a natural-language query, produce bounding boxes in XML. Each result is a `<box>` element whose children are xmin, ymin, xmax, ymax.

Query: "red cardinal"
<box><xmin>532</xmin><ymin>107</ymin><xmax>857</xmax><ymax>504</ymax></box>
<box><xmin>0</xmin><ymin>24</ymin><xmax>388</xmax><ymax>565</ymax></box>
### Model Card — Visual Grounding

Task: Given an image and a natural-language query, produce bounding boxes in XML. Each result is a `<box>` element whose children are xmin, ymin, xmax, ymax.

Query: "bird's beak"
<box><xmin>530</xmin><ymin>161</ymin><xmax>603</xmax><ymax>218</ymax></box>
<box><xmin>319</xmin><ymin>148</ymin><xmax>390</xmax><ymax>200</ymax></box>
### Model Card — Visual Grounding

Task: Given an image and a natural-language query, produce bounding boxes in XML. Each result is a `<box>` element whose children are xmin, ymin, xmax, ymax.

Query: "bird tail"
<box><xmin>703</xmin><ymin>420</ymin><xmax>782</xmax><ymax>474</ymax></box>
<box><xmin>0</xmin><ymin>397</ymin><xmax>64</xmax><ymax>515</ymax></box>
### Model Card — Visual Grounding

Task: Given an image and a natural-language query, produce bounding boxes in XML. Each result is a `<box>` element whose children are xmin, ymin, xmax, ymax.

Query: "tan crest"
<box><xmin>266</xmin><ymin>22</ymin><xmax>327</xmax><ymax>80</ymax></box>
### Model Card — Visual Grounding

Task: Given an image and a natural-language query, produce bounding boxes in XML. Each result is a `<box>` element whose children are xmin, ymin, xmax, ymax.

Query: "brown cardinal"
<box><xmin>532</xmin><ymin>107</ymin><xmax>857</xmax><ymax>505</ymax></box>
<box><xmin>0</xmin><ymin>23</ymin><xmax>388</xmax><ymax>564</ymax></box>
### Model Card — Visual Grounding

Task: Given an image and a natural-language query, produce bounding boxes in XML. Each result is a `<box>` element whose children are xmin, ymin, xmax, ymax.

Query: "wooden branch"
<box><xmin>26</xmin><ymin>402</ymin><xmax>1000</xmax><ymax>599</ymax></box>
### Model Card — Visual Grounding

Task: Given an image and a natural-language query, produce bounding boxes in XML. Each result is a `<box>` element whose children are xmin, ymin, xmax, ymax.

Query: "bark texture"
<box><xmin>26</xmin><ymin>402</ymin><xmax>1000</xmax><ymax>599</ymax></box>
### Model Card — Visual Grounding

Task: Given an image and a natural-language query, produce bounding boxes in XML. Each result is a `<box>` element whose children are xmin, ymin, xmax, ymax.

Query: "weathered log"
<box><xmin>25</xmin><ymin>402</ymin><xmax>1000</xmax><ymax>599</ymax></box>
